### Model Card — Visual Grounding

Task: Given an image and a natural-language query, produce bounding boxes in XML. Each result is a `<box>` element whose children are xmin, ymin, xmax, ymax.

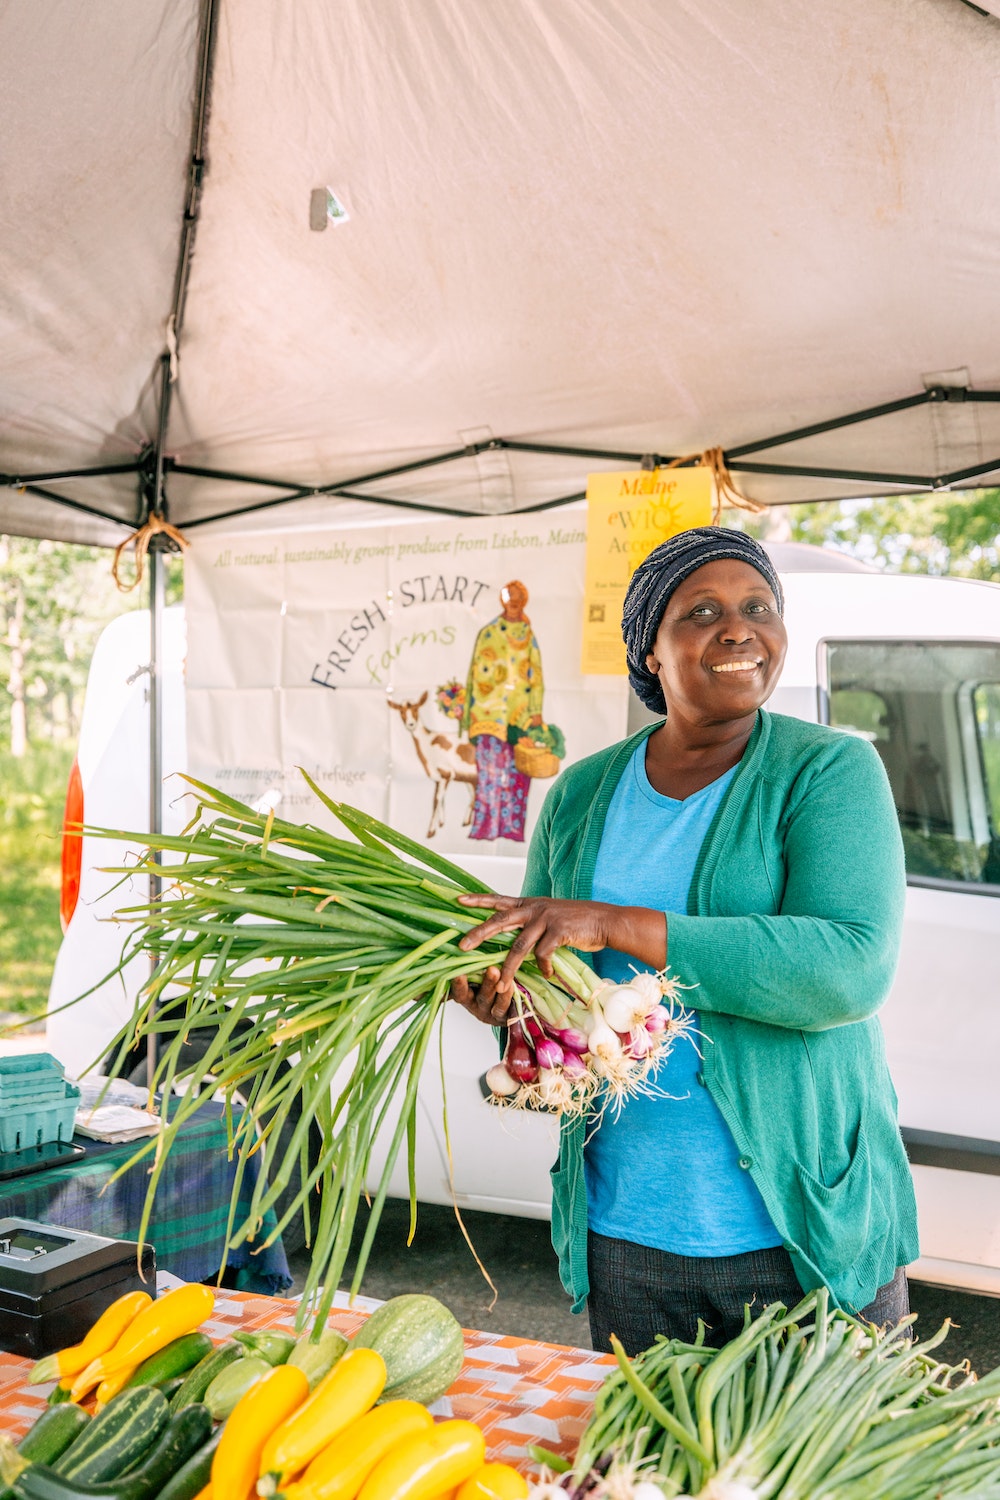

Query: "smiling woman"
<box><xmin>452</xmin><ymin>527</ymin><xmax>918</xmax><ymax>1354</ymax></box>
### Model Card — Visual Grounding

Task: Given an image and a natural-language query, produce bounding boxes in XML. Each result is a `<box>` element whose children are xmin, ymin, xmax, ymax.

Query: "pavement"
<box><xmin>908</xmin><ymin>1280</ymin><xmax>1000</xmax><ymax>1372</ymax></box>
<box><xmin>288</xmin><ymin>1198</ymin><xmax>1000</xmax><ymax>1370</ymax></box>
<box><xmin>288</xmin><ymin>1199</ymin><xmax>588</xmax><ymax>1348</ymax></box>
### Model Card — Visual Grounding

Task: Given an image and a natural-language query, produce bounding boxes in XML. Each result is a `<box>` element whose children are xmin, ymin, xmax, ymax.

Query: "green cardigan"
<box><xmin>522</xmin><ymin>710</ymin><xmax>919</xmax><ymax>1315</ymax></box>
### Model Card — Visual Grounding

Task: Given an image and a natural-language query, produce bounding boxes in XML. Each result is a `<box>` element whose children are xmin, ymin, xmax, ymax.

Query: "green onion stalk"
<box><xmin>540</xmin><ymin>1289</ymin><xmax>1000</xmax><ymax>1499</ymax></box>
<box><xmin>77</xmin><ymin>772</ymin><xmax>689</xmax><ymax>1329</ymax></box>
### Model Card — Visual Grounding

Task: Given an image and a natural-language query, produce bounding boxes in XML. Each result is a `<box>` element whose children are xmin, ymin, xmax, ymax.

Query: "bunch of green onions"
<box><xmin>84</xmin><ymin>772</ymin><xmax>609</xmax><ymax>1327</ymax></box>
<box><xmin>543</xmin><ymin>1288</ymin><xmax>1000</xmax><ymax>1499</ymax></box>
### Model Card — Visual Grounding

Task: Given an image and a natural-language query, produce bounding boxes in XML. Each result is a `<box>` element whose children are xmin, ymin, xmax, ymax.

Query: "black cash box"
<box><xmin>0</xmin><ymin>1217</ymin><xmax>156</xmax><ymax>1358</ymax></box>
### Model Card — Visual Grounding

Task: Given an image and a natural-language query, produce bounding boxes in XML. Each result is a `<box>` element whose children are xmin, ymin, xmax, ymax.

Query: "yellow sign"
<box><xmin>581</xmin><ymin>468</ymin><xmax>714</xmax><ymax>674</ymax></box>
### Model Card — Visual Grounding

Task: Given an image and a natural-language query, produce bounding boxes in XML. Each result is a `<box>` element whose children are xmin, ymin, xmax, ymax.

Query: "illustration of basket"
<box><xmin>514</xmin><ymin>739</ymin><xmax>561</xmax><ymax>779</ymax></box>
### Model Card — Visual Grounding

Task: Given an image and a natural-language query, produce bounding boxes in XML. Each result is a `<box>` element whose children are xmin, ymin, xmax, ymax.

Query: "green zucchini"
<box><xmin>151</xmin><ymin>1428</ymin><xmax>221</xmax><ymax>1500</ymax></box>
<box><xmin>119</xmin><ymin>1405</ymin><xmax>212</xmax><ymax>1500</ymax></box>
<box><xmin>287</xmin><ymin>1328</ymin><xmax>348</xmax><ymax>1389</ymax></box>
<box><xmin>233</xmin><ymin>1330</ymin><xmax>295</xmax><ymax>1366</ymax></box>
<box><xmin>203</xmin><ymin>1354</ymin><xmax>271</xmax><ymax>1421</ymax></box>
<box><xmin>53</xmin><ymin>1387</ymin><xmax>167</xmax><ymax>1482</ymax></box>
<box><xmin>12</xmin><ymin>1406</ymin><xmax>213</xmax><ymax>1500</ymax></box>
<box><xmin>168</xmin><ymin>1341</ymin><xmax>241</xmax><ymax>1412</ymax></box>
<box><xmin>44</xmin><ymin>1388</ymin><xmax>72</xmax><ymax>1408</ymax></box>
<box><xmin>122</xmin><ymin>1333</ymin><xmax>214</xmax><ymax>1391</ymax></box>
<box><xmin>17</xmin><ymin>1408</ymin><xmax>90</xmax><ymax>1467</ymax></box>
<box><xmin>0</xmin><ymin>1411</ymin><xmax>88</xmax><ymax>1500</ymax></box>
<box><xmin>350</xmin><ymin>1294</ymin><xmax>465</xmax><ymax>1405</ymax></box>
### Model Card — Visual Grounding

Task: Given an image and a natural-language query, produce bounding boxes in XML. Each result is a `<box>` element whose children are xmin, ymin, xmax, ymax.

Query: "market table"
<box><xmin>0</xmin><ymin>1279</ymin><xmax>614</xmax><ymax>1465</ymax></box>
<box><xmin>0</xmin><ymin>1102</ymin><xmax>291</xmax><ymax>1294</ymax></box>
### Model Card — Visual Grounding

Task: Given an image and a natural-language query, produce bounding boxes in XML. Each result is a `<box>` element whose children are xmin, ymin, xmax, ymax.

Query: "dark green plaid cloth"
<box><xmin>0</xmin><ymin>1099</ymin><xmax>291</xmax><ymax>1294</ymax></box>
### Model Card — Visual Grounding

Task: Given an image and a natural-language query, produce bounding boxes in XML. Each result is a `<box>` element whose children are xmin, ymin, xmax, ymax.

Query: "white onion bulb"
<box><xmin>597</xmin><ymin>986</ymin><xmax>639</xmax><ymax>1031</ymax></box>
<box><xmin>632</xmin><ymin>1484</ymin><xmax>670</xmax><ymax>1500</ymax></box>
<box><xmin>599</xmin><ymin>984</ymin><xmax>657</xmax><ymax>1031</ymax></box>
<box><xmin>628</xmin><ymin>972</ymin><xmax>664</xmax><ymax>1011</ymax></box>
<box><xmin>587</xmin><ymin>1018</ymin><xmax>624</xmax><ymax>1060</ymax></box>
<box><xmin>485</xmin><ymin>1062</ymin><xmax>520</xmax><ymax>1096</ymax></box>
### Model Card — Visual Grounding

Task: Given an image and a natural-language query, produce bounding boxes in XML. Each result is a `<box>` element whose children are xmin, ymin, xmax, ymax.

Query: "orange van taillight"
<box><xmin>60</xmin><ymin>758</ymin><xmax>84</xmax><ymax>933</ymax></box>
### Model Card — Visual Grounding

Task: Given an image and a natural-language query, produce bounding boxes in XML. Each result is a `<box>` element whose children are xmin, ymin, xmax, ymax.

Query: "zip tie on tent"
<box><xmin>659</xmin><ymin>447</ymin><xmax>768</xmax><ymax>521</ymax></box>
<box><xmin>165</xmin><ymin>316</ymin><xmax>179</xmax><ymax>383</ymax></box>
<box><xmin>112</xmin><ymin>511</ymin><xmax>189</xmax><ymax>592</ymax></box>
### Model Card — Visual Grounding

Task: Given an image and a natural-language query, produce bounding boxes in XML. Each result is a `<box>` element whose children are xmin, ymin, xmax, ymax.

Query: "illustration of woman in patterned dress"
<box><xmin>462</xmin><ymin>580</ymin><xmax>544</xmax><ymax>842</ymax></box>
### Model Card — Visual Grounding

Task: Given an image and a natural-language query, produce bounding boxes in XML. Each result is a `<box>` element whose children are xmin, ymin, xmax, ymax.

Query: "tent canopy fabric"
<box><xmin>3</xmin><ymin>0</ymin><xmax>1000</xmax><ymax>547</ymax></box>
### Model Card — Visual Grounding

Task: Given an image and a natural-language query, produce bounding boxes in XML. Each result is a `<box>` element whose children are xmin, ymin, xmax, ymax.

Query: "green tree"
<box><xmin>0</xmin><ymin>537</ymin><xmax>135</xmax><ymax>754</ymax></box>
<box><xmin>0</xmin><ymin>538</ymin><xmax>182</xmax><ymax>1016</ymax></box>
<box><xmin>0</xmin><ymin>536</ymin><xmax>183</xmax><ymax>755</ymax></box>
<box><xmin>785</xmin><ymin>489</ymin><xmax>1000</xmax><ymax>579</ymax></box>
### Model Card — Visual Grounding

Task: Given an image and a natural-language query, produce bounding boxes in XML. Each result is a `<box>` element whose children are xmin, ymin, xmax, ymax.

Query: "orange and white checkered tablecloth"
<box><xmin>0</xmin><ymin>1284</ymin><xmax>614</xmax><ymax>1471</ymax></box>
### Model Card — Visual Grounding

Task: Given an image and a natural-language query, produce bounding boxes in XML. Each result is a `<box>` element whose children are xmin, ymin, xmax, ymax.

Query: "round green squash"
<box><xmin>351</xmin><ymin>1294</ymin><xmax>465</xmax><ymax>1404</ymax></box>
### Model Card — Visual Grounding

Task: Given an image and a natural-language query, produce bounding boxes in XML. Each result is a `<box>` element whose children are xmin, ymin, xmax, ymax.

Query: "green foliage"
<box><xmin>0</xmin><ymin>745</ymin><xmax>73</xmax><ymax>1016</ymax></box>
<box><xmin>785</xmin><ymin>488</ymin><xmax>1000</xmax><ymax>578</ymax></box>
<box><xmin>0</xmin><ymin>537</ymin><xmax>181</xmax><ymax>1015</ymax></box>
<box><xmin>0</xmin><ymin>535</ymin><xmax>183</xmax><ymax>753</ymax></box>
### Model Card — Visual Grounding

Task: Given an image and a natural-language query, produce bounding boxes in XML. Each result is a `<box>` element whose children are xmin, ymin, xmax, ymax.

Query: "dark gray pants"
<box><xmin>587</xmin><ymin>1230</ymin><xmax>910</xmax><ymax>1355</ymax></box>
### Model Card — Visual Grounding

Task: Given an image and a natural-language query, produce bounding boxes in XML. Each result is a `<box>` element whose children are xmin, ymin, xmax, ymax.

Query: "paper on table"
<box><xmin>74</xmin><ymin>1103</ymin><xmax>161</xmax><ymax>1143</ymax></box>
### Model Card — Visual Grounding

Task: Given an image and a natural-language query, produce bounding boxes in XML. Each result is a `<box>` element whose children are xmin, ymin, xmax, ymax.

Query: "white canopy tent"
<box><xmin>7</xmin><ymin>0</ymin><xmax>1000</xmax><ymax>1095</ymax></box>
<box><xmin>3</xmin><ymin>0</ymin><xmax>1000</xmax><ymax>551</ymax></box>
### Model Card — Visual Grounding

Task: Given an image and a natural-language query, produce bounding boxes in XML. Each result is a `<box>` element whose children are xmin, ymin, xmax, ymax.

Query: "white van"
<box><xmin>48</xmin><ymin>543</ymin><xmax>1000</xmax><ymax>1295</ymax></box>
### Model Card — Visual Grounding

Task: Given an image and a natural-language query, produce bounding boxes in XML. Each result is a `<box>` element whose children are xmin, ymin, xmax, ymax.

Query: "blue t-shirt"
<box><xmin>585</xmin><ymin>740</ymin><xmax>782</xmax><ymax>1257</ymax></box>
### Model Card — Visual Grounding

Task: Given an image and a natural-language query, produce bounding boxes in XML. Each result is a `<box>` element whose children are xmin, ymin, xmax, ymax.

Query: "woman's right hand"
<box><xmin>449</xmin><ymin>892</ymin><xmax>668</xmax><ymax>1026</ymax></box>
<box><xmin>449</xmin><ymin>893</ymin><xmax>618</xmax><ymax>1026</ymax></box>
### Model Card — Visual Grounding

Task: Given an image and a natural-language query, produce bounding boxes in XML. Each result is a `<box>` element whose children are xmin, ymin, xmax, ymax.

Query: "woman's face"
<box><xmin>644</xmin><ymin>558</ymin><xmax>787</xmax><ymax>725</ymax></box>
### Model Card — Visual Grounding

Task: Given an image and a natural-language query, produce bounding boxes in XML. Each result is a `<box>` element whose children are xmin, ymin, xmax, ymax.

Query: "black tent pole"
<box><xmin>148</xmin><ymin>546</ymin><xmax>164</xmax><ymax>855</ymax></box>
<box><xmin>148</xmin><ymin>365</ymin><xmax>171</xmax><ymax>884</ymax></box>
<box><xmin>141</xmin><ymin>0</ymin><xmax>218</xmax><ymax>1090</ymax></box>
<box><xmin>147</xmin><ymin>538</ymin><xmax>166</xmax><ymax>1094</ymax></box>
<box><xmin>146</xmin><ymin>354</ymin><xmax>173</xmax><ymax>1091</ymax></box>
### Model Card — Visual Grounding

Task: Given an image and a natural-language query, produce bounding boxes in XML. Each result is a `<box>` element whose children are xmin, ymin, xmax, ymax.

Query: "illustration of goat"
<box><xmin>388</xmin><ymin>692</ymin><xmax>478</xmax><ymax>837</ymax></box>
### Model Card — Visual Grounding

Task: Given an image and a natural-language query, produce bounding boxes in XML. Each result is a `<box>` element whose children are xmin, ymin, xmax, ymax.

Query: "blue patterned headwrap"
<box><xmin>621</xmin><ymin>526</ymin><xmax>784</xmax><ymax>713</ymax></box>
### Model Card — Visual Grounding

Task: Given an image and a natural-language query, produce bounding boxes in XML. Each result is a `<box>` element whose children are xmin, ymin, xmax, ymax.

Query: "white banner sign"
<box><xmin>185</xmin><ymin>510</ymin><xmax>628</xmax><ymax>885</ymax></box>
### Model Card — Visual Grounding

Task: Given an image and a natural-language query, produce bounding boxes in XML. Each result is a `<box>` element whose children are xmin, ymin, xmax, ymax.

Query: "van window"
<box><xmin>825</xmin><ymin>641</ymin><xmax>1000</xmax><ymax>889</ymax></box>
